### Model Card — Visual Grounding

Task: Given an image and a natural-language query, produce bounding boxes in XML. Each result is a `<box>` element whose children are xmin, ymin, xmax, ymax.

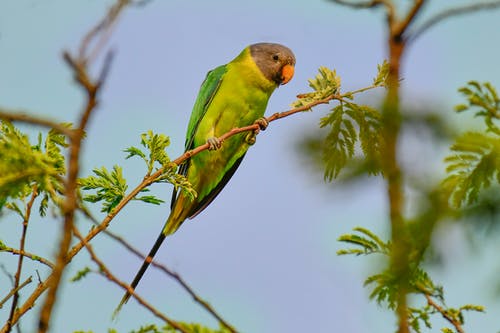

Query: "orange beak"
<box><xmin>280</xmin><ymin>64</ymin><xmax>295</xmax><ymax>85</ymax></box>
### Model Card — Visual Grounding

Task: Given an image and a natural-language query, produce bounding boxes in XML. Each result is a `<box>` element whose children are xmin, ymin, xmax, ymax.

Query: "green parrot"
<box><xmin>116</xmin><ymin>42</ymin><xmax>295</xmax><ymax>311</ymax></box>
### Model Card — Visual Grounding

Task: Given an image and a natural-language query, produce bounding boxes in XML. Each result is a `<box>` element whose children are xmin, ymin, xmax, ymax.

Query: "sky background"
<box><xmin>1</xmin><ymin>0</ymin><xmax>500</xmax><ymax>332</ymax></box>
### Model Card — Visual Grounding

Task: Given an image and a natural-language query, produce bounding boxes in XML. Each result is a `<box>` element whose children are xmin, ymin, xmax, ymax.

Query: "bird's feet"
<box><xmin>245</xmin><ymin>117</ymin><xmax>269</xmax><ymax>145</ymax></box>
<box><xmin>255</xmin><ymin>117</ymin><xmax>269</xmax><ymax>131</ymax></box>
<box><xmin>207</xmin><ymin>137</ymin><xmax>222</xmax><ymax>150</ymax></box>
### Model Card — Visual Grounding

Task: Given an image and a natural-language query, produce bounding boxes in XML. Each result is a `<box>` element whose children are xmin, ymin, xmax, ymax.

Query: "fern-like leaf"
<box><xmin>443</xmin><ymin>132</ymin><xmax>500</xmax><ymax>207</ymax></box>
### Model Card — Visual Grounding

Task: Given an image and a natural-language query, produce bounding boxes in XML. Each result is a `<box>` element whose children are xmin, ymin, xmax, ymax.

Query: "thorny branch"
<box><xmin>71</xmin><ymin>227</ymin><xmax>190</xmax><ymax>333</ymax></box>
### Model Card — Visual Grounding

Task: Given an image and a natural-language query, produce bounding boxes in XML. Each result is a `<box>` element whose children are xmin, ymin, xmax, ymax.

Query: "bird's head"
<box><xmin>250</xmin><ymin>43</ymin><xmax>296</xmax><ymax>86</ymax></box>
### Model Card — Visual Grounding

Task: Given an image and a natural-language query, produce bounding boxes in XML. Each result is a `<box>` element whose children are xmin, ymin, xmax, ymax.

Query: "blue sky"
<box><xmin>1</xmin><ymin>1</ymin><xmax>500</xmax><ymax>332</ymax></box>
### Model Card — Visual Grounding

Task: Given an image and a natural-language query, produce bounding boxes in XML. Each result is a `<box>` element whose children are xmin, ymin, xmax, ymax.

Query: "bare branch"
<box><xmin>0</xmin><ymin>109</ymin><xmax>75</xmax><ymax>137</ymax></box>
<box><xmin>410</xmin><ymin>0</ymin><xmax>500</xmax><ymax>42</ymax></box>
<box><xmin>78</xmin><ymin>0</ymin><xmax>128</xmax><ymax>64</ymax></box>
<box><xmin>71</xmin><ymin>227</ymin><xmax>190</xmax><ymax>333</ymax></box>
<box><xmin>330</xmin><ymin>0</ymin><xmax>395</xmax><ymax>26</ymax></box>
<box><xmin>6</xmin><ymin>186</ymin><xmax>38</xmax><ymax>333</ymax></box>
<box><xmin>0</xmin><ymin>277</ymin><xmax>32</xmax><ymax>310</ymax></box>
<box><xmin>79</xmin><ymin>206</ymin><xmax>237</xmax><ymax>332</ymax></box>
<box><xmin>394</xmin><ymin>0</ymin><xmax>426</xmax><ymax>37</ymax></box>
<box><xmin>0</xmin><ymin>247</ymin><xmax>54</xmax><ymax>269</ymax></box>
<box><xmin>329</xmin><ymin>0</ymin><xmax>385</xmax><ymax>9</ymax></box>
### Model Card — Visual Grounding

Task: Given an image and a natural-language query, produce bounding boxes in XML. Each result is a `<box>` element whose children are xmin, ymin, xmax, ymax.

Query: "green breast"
<box><xmin>188</xmin><ymin>51</ymin><xmax>277</xmax><ymax>202</ymax></box>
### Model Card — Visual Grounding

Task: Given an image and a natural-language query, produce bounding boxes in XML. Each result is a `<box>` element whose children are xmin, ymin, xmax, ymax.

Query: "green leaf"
<box><xmin>135</xmin><ymin>195</ymin><xmax>165</xmax><ymax>205</ymax></box>
<box><xmin>373</xmin><ymin>60</ymin><xmax>389</xmax><ymax>87</ymax></box>
<box><xmin>124</xmin><ymin>146</ymin><xmax>146</xmax><ymax>160</ymax></box>
<box><xmin>70</xmin><ymin>267</ymin><xmax>92</xmax><ymax>282</ymax></box>
<box><xmin>455</xmin><ymin>81</ymin><xmax>500</xmax><ymax>134</ymax></box>
<box><xmin>337</xmin><ymin>227</ymin><xmax>389</xmax><ymax>256</ymax></box>
<box><xmin>443</xmin><ymin>132</ymin><xmax>500</xmax><ymax>207</ymax></box>
<box><xmin>291</xmin><ymin>66</ymin><xmax>341</xmax><ymax>108</ymax></box>
<box><xmin>79</xmin><ymin>166</ymin><xmax>128</xmax><ymax>213</ymax></box>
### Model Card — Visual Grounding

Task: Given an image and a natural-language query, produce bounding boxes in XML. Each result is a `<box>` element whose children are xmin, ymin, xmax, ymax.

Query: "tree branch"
<box><xmin>424</xmin><ymin>294</ymin><xmax>465</xmax><ymax>333</ymax></box>
<box><xmin>329</xmin><ymin>0</ymin><xmax>386</xmax><ymax>9</ymax></box>
<box><xmin>0</xmin><ymin>277</ymin><xmax>32</xmax><ymax>310</ymax></box>
<box><xmin>0</xmin><ymin>247</ymin><xmax>54</xmax><ymax>269</ymax></box>
<box><xmin>409</xmin><ymin>0</ymin><xmax>500</xmax><ymax>42</ymax></box>
<box><xmin>394</xmin><ymin>0</ymin><xmax>426</xmax><ymax>37</ymax></box>
<box><xmin>79</xmin><ymin>206</ymin><xmax>237</xmax><ymax>333</ymax></box>
<box><xmin>0</xmin><ymin>109</ymin><xmax>75</xmax><ymax>137</ymax></box>
<box><xmin>71</xmin><ymin>227</ymin><xmax>190</xmax><ymax>333</ymax></box>
<box><xmin>6</xmin><ymin>186</ymin><xmax>38</xmax><ymax>333</ymax></box>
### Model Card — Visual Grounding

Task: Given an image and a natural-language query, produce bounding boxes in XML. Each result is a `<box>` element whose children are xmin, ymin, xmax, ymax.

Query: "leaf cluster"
<box><xmin>337</xmin><ymin>227</ymin><xmax>483</xmax><ymax>332</ymax></box>
<box><xmin>80</xmin><ymin>130</ymin><xmax>196</xmax><ymax>213</ymax></box>
<box><xmin>443</xmin><ymin>81</ymin><xmax>500</xmax><ymax>208</ymax></box>
<box><xmin>124</xmin><ymin>130</ymin><xmax>196</xmax><ymax>199</ymax></box>
<box><xmin>321</xmin><ymin>101</ymin><xmax>382</xmax><ymax>180</ymax></box>
<box><xmin>0</xmin><ymin>121</ymin><xmax>70</xmax><ymax>217</ymax></box>
<box><xmin>291</xmin><ymin>66</ymin><xmax>341</xmax><ymax>109</ymax></box>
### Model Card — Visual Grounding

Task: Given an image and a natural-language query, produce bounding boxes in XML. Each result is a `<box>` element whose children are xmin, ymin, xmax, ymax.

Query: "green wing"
<box><xmin>171</xmin><ymin>65</ymin><xmax>227</xmax><ymax>208</ymax></box>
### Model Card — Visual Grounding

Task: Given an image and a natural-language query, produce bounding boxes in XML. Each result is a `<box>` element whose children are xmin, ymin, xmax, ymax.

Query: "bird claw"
<box><xmin>245</xmin><ymin>132</ymin><xmax>257</xmax><ymax>145</ymax></box>
<box><xmin>244</xmin><ymin>118</ymin><xmax>268</xmax><ymax>145</ymax></box>
<box><xmin>207</xmin><ymin>137</ymin><xmax>222</xmax><ymax>150</ymax></box>
<box><xmin>254</xmin><ymin>117</ymin><xmax>269</xmax><ymax>131</ymax></box>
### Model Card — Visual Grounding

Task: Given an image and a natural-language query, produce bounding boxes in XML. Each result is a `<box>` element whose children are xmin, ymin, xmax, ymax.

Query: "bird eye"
<box><xmin>272</xmin><ymin>54</ymin><xmax>279</xmax><ymax>61</ymax></box>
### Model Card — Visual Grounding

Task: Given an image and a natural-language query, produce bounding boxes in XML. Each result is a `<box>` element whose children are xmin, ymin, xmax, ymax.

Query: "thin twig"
<box><xmin>424</xmin><ymin>294</ymin><xmax>465</xmax><ymax>333</ymax></box>
<box><xmin>79</xmin><ymin>0</ymin><xmax>128</xmax><ymax>64</ymax></box>
<box><xmin>71</xmin><ymin>227</ymin><xmax>190</xmax><ymax>333</ymax></box>
<box><xmin>0</xmin><ymin>277</ymin><xmax>32</xmax><ymax>310</ymax></box>
<box><xmin>410</xmin><ymin>0</ymin><xmax>500</xmax><ymax>43</ymax></box>
<box><xmin>0</xmin><ymin>247</ymin><xmax>54</xmax><ymax>269</ymax></box>
<box><xmin>329</xmin><ymin>0</ymin><xmax>385</xmax><ymax>9</ymax></box>
<box><xmin>330</xmin><ymin>0</ymin><xmax>395</xmax><ymax>26</ymax></box>
<box><xmin>79</xmin><ymin>206</ymin><xmax>237</xmax><ymax>332</ymax></box>
<box><xmin>6</xmin><ymin>186</ymin><xmax>38</xmax><ymax>333</ymax></box>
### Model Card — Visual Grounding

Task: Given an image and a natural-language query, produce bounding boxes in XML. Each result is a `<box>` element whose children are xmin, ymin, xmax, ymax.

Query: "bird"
<box><xmin>115</xmin><ymin>42</ymin><xmax>295</xmax><ymax>313</ymax></box>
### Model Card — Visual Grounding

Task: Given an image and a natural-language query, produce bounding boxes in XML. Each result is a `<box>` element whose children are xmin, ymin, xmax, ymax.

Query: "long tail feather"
<box><xmin>113</xmin><ymin>231</ymin><xmax>167</xmax><ymax>317</ymax></box>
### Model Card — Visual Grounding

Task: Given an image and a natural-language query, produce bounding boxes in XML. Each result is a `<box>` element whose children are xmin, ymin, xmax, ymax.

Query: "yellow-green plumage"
<box><xmin>115</xmin><ymin>43</ymin><xmax>295</xmax><ymax>313</ymax></box>
<box><xmin>165</xmin><ymin>47</ymin><xmax>277</xmax><ymax>234</ymax></box>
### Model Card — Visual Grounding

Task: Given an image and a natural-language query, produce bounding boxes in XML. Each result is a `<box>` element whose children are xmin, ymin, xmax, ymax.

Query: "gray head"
<box><xmin>249</xmin><ymin>43</ymin><xmax>296</xmax><ymax>85</ymax></box>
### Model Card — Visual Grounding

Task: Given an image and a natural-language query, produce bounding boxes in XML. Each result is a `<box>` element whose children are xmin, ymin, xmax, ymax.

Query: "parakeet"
<box><xmin>116</xmin><ymin>42</ymin><xmax>295</xmax><ymax>311</ymax></box>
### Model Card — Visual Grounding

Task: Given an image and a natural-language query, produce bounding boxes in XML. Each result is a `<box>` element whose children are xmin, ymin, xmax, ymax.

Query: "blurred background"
<box><xmin>1</xmin><ymin>0</ymin><xmax>500</xmax><ymax>332</ymax></box>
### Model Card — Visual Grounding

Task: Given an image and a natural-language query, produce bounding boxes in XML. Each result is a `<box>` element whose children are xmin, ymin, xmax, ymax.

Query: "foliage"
<box><xmin>79</xmin><ymin>130</ymin><xmax>195</xmax><ymax>213</ymax></box>
<box><xmin>443</xmin><ymin>81</ymin><xmax>500</xmax><ymax>208</ymax></box>
<box><xmin>70</xmin><ymin>267</ymin><xmax>92</xmax><ymax>282</ymax></box>
<box><xmin>124</xmin><ymin>130</ymin><xmax>196</xmax><ymax>199</ymax></box>
<box><xmin>0</xmin><ymin>121</ymin><xmax>69</xmax><ymax>217</ymax></box>
<box><xmin>338</xmin><ymin>227</ymin><xmax>484</xmax><ymax>332</ymax></box>
<box><xmin>293</xmin><ymin>62</ymin><xmax>388</xmax><ymax>181</ymax></box>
